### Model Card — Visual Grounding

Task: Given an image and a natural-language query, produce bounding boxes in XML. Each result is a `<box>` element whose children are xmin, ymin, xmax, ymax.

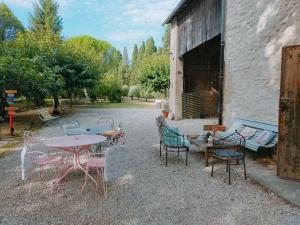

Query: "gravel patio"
<box><xmin>0</xmin><ymin>108</ymin><xmax>300</xmax><ymax>225</ymax></box>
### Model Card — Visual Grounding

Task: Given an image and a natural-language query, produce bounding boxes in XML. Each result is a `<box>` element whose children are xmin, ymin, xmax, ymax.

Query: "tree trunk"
<box><xmin>53</xmin><ymin>95</ymin><xmax>60</xmax><ymax>115</ymax></box>
<box><xmin>131</xmin><ymin>96</ymin><xmax>133</xmax><ymax>100</ymax></box>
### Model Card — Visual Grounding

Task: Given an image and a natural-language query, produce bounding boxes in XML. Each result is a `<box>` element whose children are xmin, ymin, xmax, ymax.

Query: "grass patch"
<box><xmin>79</xmin><ymin>99</ymin><xmax>155</xmax><ymax>109</ymax></box>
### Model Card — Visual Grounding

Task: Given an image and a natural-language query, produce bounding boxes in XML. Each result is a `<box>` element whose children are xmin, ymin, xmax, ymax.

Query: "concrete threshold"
<box><xmin>249</xmin><ymin>171</ymin><xmax>300</xmax><ymax>208</ymax></box>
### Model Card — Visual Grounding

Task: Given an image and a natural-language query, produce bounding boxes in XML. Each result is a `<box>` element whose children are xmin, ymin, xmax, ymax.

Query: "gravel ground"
<box><xmin>0</xmin><ymin>108</ymin><xmax>300</xmax><ymax>225</ymax></box>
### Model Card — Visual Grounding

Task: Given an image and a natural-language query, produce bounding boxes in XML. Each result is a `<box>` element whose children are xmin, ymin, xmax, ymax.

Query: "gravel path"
<box><xmin>0</xmin><ymin>108</ymin><xmax>299</xmax><ymax>225</ymax></box>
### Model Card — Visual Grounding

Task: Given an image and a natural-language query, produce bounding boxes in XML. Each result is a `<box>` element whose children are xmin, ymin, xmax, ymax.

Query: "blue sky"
<box><xmin>3</xmin><ymin>0</ymin><xmax>180</xmax><ymax>57</ymax></box>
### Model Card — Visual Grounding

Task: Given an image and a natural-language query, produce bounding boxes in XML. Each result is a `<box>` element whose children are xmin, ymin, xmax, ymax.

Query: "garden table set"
<box><xmin>43</xmin><ymin>135</ymin><xmax>106</xmax><ymax>189</ymax></box>
<box><xmin>21</xmin><ymin>116</ymin><xmax>127</xmax><ymax>196</ymax></box>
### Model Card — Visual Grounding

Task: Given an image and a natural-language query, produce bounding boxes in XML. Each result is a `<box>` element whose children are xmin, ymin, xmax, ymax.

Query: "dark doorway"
<box><xmin>182</xmin><ymin>35</ymin><xmax>220</xmax><ymax>119</ymax></box>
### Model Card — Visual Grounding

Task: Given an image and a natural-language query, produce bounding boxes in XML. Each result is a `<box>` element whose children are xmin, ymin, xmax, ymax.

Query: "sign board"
<box><xmin>5</xmin><ymin>107</ymin><xmax>18</xmax><ymax>111</ymax></box>
<box><xmin>5</xmin><ymin>90</ymin><xmax>17</xmax><ymax>94</ymax></box>
<box><xmin>7</xmin><ymin>94</ymin><xmax>16</xmax><ymax>97</ymax></box>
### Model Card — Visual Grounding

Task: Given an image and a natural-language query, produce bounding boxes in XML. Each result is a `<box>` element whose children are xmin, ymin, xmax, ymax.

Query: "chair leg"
<box><xmin>178</xmin><ymin>148</ymin><xmax>180</xmax><ymax>156</ymax></box>
<box><xmin>159</xmin><ymin>142</ymin><xmax>162</xmax><ymax>157</ymax></box>
<box><xmin>228</xmin><ymin>160</ymin><xmax>231</xmax><ymax>185</ymax></box>
<box><xmin>211</xmin><ymin>157</ymin><xmax>214</xmax><ymax>177</ymax></box>
<box><xmin>243</xmin><ymin>158</ymin><xmax>247</xmax><ymax>180</ymax></box>
<box><xmin>226</xmin><ymin>161</ymin><xmax>229</xmax><ymax>173</ymax></box>
<box><xmin>81</xmin><ymin>167</ymin><xmax>89</xmax><ymax>192</ymax></box>
<box><xmin>165</xmin><ymin>147</ymin><xmax>168</xmax><ymax>167</ymax></box>
<box><xmin>186</xmin><ymin>148</ymin><xmax>189</xmax><ymax>166</ymax></box>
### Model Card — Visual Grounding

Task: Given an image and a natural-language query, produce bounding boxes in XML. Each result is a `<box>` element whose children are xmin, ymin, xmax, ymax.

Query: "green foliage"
<box><xmin>162</xmin><ymin>25</ymin><xmax>171</xmax><ymax>54</ymax></box>
<box><xmin>96</xmin><ymin>73</ymin><xmax>123</xmax><ymax>103</ymax></box>
<box><xmin>0</xmin><ymin>3</ymin><xmax>24</xmax><ymax>40</ymax></box>
<box><xmin>138</xmin><ymin>54</ymin><xmax>170</xmax><ymax>96</ymax></box>
<box><xmin>121</xmin><ymin>85</ymin><xmax>129</xmax><ymax>97</ymax></box>
<box><xmin>138</xmin><ymin>41</ymin><xmax>145</xmax><ymax>59</ymax></box>
<box><xmin>145</xmin><ymin>37</ymin><xmax>157</xmax><ymax>56</ymax></box>
<box><xmin>29</xmin><ymin>0</ymin><xmax>62</xmax><ymax>35</ymax></box>
<box><xmin>132</xmin><ymin>44</ymin><xmax>138</xmax><ymax>67</ymax></box>
<box><xmin>122</xmin><ymin>47</ymin><xmax>129</xmax><ymax>68</ymax></box>
<box><xmin>128</xmin><ymin>86</ymin><xmax>141</xmax><ymax>99</ymax></box>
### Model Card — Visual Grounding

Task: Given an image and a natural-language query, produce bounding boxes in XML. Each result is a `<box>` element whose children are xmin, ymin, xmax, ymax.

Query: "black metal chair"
<box><xmin>158</xmin><ymin>121</ymin><xmax>190</xmax><ymax>166</ymax></box>
<box><xmin>211</xmin><ymin>131</ymin><xmax>246</xmax><ymax>185</ymax></box>
<box><xmin>156</xmin><ymin>116</ymin><xmax>167</xmax><ymax>157</ymax></box>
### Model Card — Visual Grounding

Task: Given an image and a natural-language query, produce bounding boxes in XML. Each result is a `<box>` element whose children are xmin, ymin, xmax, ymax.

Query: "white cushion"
<box><xmin>227</xmin><ymin>121</ymin><xmax>243</xmax><ymax>134</ymax></box>
<box><xmin>240</xmin><ymin>127</ymin><xmax>257</xmax><ymax>140</ymax></box>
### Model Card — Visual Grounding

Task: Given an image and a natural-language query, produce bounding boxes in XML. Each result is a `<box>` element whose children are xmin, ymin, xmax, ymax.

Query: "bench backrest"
<box><xmin>237</xmin><ymin>118</ymin><xmax>278</xmax><ymax>146</ymax></box>
<box><xmin>38</xmin><ymin>109</ymin><xmax>54</xmax><ymax>121</ymax></box>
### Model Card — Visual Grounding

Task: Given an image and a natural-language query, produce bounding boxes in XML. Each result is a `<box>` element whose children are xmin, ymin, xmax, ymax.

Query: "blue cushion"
<box><xmin>162</xmin><ymin>127</ymin><xmax>190</xmax><ymax>148</ymax></box>
<box><xmin>214</xmin><ymin>149</ymin><xmax>243</xmax><ymax>158</ymax></box>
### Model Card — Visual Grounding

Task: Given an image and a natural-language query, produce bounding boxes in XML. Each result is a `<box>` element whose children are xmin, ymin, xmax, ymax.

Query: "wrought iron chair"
<box><xmin>159</xmin><ymin>122</ymin><xmax>191</xmax><ymax>166</ymax></box>
<box><xmin>82</xmin><ymin>144</ymin><xmax>128</xmax><ymax>198</ymax></box>
<box><xmin>97</xmin><ymin>116</ymin><xmax>114</xmax><ymax>130</ymax></box>
<box><xmin>211</xmin><ymin>131</ymin><xmax>246</xmax><ymax>185</ymax></box>
<box><xmin>156</xmin><ymin>116</ymin><xmax>167</xmax><ymax>157</ymax></box>
<box><xmin>61</xmin><ymin>119</ymin><xmax>80</xmax><ymax>134</ymax></box>
<box><xmin>22</xmin><ymin>131</ymin><xmax>64</xmax><ymax>193</ymax></box>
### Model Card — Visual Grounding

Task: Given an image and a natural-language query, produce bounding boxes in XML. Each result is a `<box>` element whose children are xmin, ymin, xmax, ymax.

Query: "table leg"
<box><xmin>205</xmin><ymin>149</ymin><xmax>209</xmax><ymax>167</ymax></box>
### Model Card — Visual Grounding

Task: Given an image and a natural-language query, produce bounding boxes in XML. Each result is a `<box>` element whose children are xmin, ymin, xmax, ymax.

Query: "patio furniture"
<box><xmin>156</xmin><ymin>116</ymin><xmax>167</xmax><ymax>156</ymax></box>
<box><xmin>215</xmin><ymin>119</ymin><xmax>278</xmax><ymax>159</ymax></box>
<box><xmin>42</xmin><ymin>135</ymin><xmax>106</xmax><ymax>191</ymax></box>
<box><xmin>61</xmin><ymin>119</ymin><xmax>80</xmax><ymax>134</ymax></box>
<box><xmin>22</xmin><ymin>131</ymin><xmax>64</xmax><ymax>193</ymax></box>
<box><xmin>188</xmin><ymin>135</ymin><xmax>214</xmax><ymax>167</ymax></box>
<box><xmin>38</xmin><ymin>108</ymin><xmax>60</xmax><ymax>123</ymax></box>
<box><xmin>82</xmin><ymin>144</ymin><xmax>128</xmax><ymax>198</ymax></box>
<box><xmin>97</xmin><ymin>116</ymin><xmax>114</xmax><ymax>130</ymax></box>
<box><xmin>159</xmin><ymin>122</ymin><xmax>191</xmax><ymax>166</ymax></box>
<box><xmin>211</xmin><ymin>131</ymin><xmax>246</xmax><ymax>185</ymax></box>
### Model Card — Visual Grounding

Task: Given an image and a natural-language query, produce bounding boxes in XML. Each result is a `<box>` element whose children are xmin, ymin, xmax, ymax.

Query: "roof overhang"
<box><xmin>162</xmin><ymin>0</ymin><xmax>189</xmax><ymax>25</ymax></box>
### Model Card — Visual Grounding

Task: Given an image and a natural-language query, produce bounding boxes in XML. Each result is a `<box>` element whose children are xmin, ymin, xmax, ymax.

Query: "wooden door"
<box><xmin>278</xmin><ymin>45</ymin><xmax>300</xmax><ymax>180</ymax></box>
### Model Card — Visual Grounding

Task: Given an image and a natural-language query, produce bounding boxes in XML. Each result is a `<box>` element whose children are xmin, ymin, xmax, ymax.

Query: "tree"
<box><xmin>132</xmin><ymin>44</ymin><xmax>138</xmax><ymax>67</ymax></box>
<box><xmin>0</xmin><ymin>3</ymin><xmax>24</xmax><ymax>41</ymax></box>
<box><xmin>138</xmin><ymin>54</ymin><xmax>170</xmax><ymax>97</ymax></box>
<box><xmin>145</xmin><ymin>37</ymin><xmax>157</xmax><ymax>56</ymax></box>
<box><xmin>162</xmin><ymin>25</ymin><xmax>171</xmax><ymax>54</ymax></box>
<box><xmin>122</xmin><ymin>47</ymin><xmax>129</xmax><ymax>68</ymax></box>
<box><xmin>29</xmin><ymin>0</ymin><xmax>62</xmax><ymax>35</ymax></box>
<box><xmin>138</xmin><ymin>41</ymin><xmax>145</xmax><ymax>59</ymax></box>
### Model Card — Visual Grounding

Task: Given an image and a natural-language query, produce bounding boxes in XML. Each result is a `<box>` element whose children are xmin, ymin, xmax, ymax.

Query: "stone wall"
<box><xmin>223</xmin><ymin>0</ymin><xmax>300</xmax><ymax>127</ymax></box>
<box><xmin>169</xmin><ymin>19</ymin><xmax>183</xmax><ymax>120</ymax></box>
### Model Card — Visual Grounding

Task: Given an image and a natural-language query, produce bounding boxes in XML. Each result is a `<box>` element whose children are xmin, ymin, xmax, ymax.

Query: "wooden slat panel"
<box><xmin>177</xmin><ymin>0</ymin><xmax>221</xmax><ymax>56</ymax></box>
<box><xmin>278</xmin><ymin>45</ymin><xmax>300</xmax><ymax>180</ymax></box>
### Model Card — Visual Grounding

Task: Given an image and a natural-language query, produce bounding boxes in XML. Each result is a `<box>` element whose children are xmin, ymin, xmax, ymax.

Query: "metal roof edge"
<box><xmin>162</xmin><ymin>0</ymin><xmax>188</xmax><ymax>26</ymax></box>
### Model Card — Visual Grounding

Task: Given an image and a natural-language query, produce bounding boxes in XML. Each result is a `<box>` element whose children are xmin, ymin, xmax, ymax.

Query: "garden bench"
<box><xmin>215</xmin><ymin>118</ymin><xmax>278</xmax><ymax>158</ymax></box>
<box><xmin>38</xmin><ymin>108</ymin><xmax>60</xmax><ymax>123</ymax></box>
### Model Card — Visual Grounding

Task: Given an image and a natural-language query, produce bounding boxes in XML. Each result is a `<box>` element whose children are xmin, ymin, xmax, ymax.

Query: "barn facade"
<box><xmin>164</xmin><ymin>0</ymin><xmax>300</xmax><ymax>127</ymax></box>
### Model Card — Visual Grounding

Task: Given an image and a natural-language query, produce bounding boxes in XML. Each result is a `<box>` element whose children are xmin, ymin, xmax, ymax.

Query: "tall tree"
<box><xmin>138</xmin><ymin>41</ymin><xmax>145</xmax><ymax>59</ymax></box>
<box><xmin>122</xmin><ymin>46</ymin><xmax>129</xmax><ymax>68</ymax></box>
<box><xmin>29</xmin><ymin>0</ymin><xmax>62</xmax><ymax>35</ymax></box>
<box><xmin>132</xmin><ymin>44</ymin><xmax>138</xmax><ymax>67</ymax></box>
<box><xmin>0</xmin><ymin>3</ymin><xmax>24</xmax><ymax>40</ymax></box>
<box><xmin>145</xmin><ymin>37</ymin><xmax>157</xmax><ymax>56</ymax></box>
<box><xmin>29</xmin><ymin>0</ymin><xmax>63</xmax><ymax>113</ymax></box>
<box><xmin>162</xmin><ymin>25</ymin><xmax>171</xmax><ymax>54</ymax></box>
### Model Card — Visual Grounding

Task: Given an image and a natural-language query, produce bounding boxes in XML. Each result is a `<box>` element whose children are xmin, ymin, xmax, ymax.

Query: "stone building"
<box><xmin>163</xmin><ymin>0</ymin><xmax>300</xmax><ymax>127</ymax></box>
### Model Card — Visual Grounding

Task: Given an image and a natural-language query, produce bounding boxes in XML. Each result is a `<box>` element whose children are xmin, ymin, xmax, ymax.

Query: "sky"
<box><xmin>3</xmin><ymin>0</ymin><xmax>181</xmax><ymax>56</ymax></box>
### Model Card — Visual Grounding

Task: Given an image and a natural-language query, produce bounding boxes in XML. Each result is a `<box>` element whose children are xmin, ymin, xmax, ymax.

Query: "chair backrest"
<box><xmin>23</xmin><ymin>131</ymin><xmax>36</xmax><ymax>145</ymax></box>
<box><xmin>97</xmin><ymin>116</ymin><xmax>114</xmax><ymax>130</ymax></box>
<box><xmin>38</xmin><ymin>109</ymin><xmax>52</xmax><ymax>120</ymax></box>
<box><xmin>104</xmin><ymin>145</ymin><xmax>128</xmax><ymax>182</ymax></box>
<box><xmin>160</xmin><ymin>123</ymin><xmax>183</xmax><ymax>147</ymax></box>
<box><xmin>156</xmin><ymin>116</ymin><xmax>167</xmax><ymax>140</ymax></box>
<box><xmin>61</xmin><ymin>119</ymin><xmax>80</xmax><ymax>132</ymax></box>
<box><xmin>214</xmin><ymin>131</ymin><xmax>246</xmax><ymax>150</ymax></box>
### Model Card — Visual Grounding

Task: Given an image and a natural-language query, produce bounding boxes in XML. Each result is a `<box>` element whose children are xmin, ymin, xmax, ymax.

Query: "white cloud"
<box><xmin>3</xmin><ymin>0</ymin><xmax>34</xmax><ymax>9</ymax></box>
<box><xmin>108</xmin><ymin>30</ymin><xmax>148</xmax><ymax>42</ymax></box>
<box><xmin>122</xmin><ymin>0</ymin><xmax>180</xmax><ymax>25</ymax></box>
